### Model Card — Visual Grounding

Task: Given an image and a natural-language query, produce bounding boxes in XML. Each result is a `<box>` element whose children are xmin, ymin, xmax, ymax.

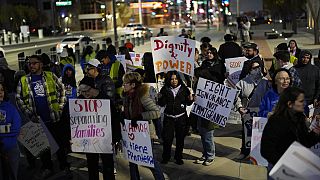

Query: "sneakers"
<box><xmin>114</xmin><ymin>168</ymin><xmax>117</xmax><ymax>175</ymax></box>
<box><xmin>203</xmin><ymin>159</ymin><xmax>214</xmax><ymax>166</ymax></box>
<box><xmin>195</xmin><ymin>157</ymin><xmax>206</xmax><ymax>164</ymax></box>
<box><xmin>175</xmin><ymin>159</ymin><xmax>184</xmax><ymax>165</ymax></box>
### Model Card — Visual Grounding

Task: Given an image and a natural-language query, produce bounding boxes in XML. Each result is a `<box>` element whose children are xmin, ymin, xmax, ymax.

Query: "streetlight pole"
<box><xmin>112</xmin><ymin>0</ymin><xmax>118</xmax><ymax>49</ymax></box>
<box><xmin>138</xmin><ymin>0</ymin><xmax>143</xmax><ymax>24</ymax></box>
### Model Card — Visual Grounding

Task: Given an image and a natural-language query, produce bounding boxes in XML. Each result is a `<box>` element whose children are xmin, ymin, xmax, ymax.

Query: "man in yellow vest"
<box><xmin>16</xmin><ymin>55</ymin><xmax>70</xmax><ymax>179</ymax></box>
<box><xmin>96</xmin><ymin>50</ymin><xmax>125</xmax><ymax>98</ymax></box>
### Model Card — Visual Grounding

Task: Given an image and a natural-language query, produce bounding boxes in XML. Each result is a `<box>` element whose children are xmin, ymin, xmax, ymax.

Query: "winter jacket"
<box><xmin>61</xmin><ymin>64</ymin><xmax>77</xmax><ymax>100</ymax></box>
<box><xmin>218</xmin><ymin>42</ymin><xmax>243</xmax><ymax>63</ymax></box>
<box><xmin>295</xmin><ymin>51</ymin><xmax>320</xmax><ymax>105</ymax></box>
<box><xmin>269</xmin><ymin>62</ymin><xmax>301</xmax><ymax>88</ymax></box>
<box><xmin>94</xmin><ymin>73</ymin><xmax>116</xmax><ymax>102</ymax></box>
<box><xmin>0</xmin><ymin>101</ymin><xmax>21</xmax><ymax>151</ymax></box>
<box><xmin>258</xmin><ymin>88</ymin><xmax>279</xmax><ymax>118</ymax></box>
<box><xmin>158</xmin><ymin>84</ymin><xmax>193</xmax><ymax>116</ymax></box>
<box><xmin>239</xmin><ymin>55</ymin><xmax>265</xmax><ymax>80</ymax></box>
<box><xmin>261</xmin><ymin>112</ymin><xmax>320</xmax><ymax>165</ymax></box>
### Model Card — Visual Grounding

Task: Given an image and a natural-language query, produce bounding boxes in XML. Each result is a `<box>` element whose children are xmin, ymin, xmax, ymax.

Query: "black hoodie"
<box><xmin>295</xmin><ymin>50</ymin><xmax>320</xmax><ymax>104</ymax></box>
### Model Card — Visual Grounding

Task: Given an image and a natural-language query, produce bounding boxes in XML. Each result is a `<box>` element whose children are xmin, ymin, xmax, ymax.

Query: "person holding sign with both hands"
<box><xmin>158</xmin><ymin>71</ymin><xmax>194</xmax><ymax>165</ymax></box>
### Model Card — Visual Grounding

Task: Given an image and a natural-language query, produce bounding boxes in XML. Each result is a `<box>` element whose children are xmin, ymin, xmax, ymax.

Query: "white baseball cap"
<box><xmin>86</xmin><ymin>59</ymin><xmax>101</xmax><ymax>68</ymax></box>
<box><xmin>60</xmin><ymin>50</ymin><xmax>68</xmax><ymax>58</ymax></box>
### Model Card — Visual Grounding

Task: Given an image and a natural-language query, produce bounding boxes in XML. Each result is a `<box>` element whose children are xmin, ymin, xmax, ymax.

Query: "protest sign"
<box><xmin>225</xmin><ymin>57</ymin><xmax>247</xmax><ymax>87</ymax></box>
<box><xmin>116</xmin><ymin>55</ymin><xmax>126</xmax><ymax>72</ymax></box>
<box><xmin>151</xmin><ymin>36</ymin><xmax>195</xmax><ymax>76</ymax></box>
<box><xmin>250</xmin><ymin>117</ymin><xmax>268</xmax><ymax>166</ymax></box>
<box><xmin>121</xmin><ymin>119</ymin><xmax>154</xmax><ymax>168</ymax></box>
<box><xmin>270</xmin><ymin>141</ymin><xmax>320</xmax><ymax>180</ymax></box>
<box><xmin>191</xmin><ymin>77</ymin><xmax>237</xmax><ymax>127</ymax></box>
<box><xmin>133</xmin><ymin>53</ymin><xmax>144</xmax><ymax>66</ymax></box>
<box><xmin>311</xmin><ymin>143</ymin><xmax>320</xmax><ymax>158</ymax></box>
<box><xmin>18</xmin><ymin>121</ymin><xmax>50</xmax><ymax>157</ymax></box>
<box><xmin>69</xmin><ymin>99</ymin><xmax>112</xmax><ymax>153</ymax></box>
<box><xmin>242</xmin><ymin>107</ymin><xmax>259</xmax><ymax>149</ymax></box>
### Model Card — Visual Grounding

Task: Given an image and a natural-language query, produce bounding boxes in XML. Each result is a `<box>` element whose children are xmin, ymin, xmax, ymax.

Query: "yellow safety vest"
<box><xmin>60</xmin><ymin>57</ymin><xmax>75</xmax><ymax>67</ymax></box>
<box><xmin>85</xmin><ymin>52</ymin><xmax>96</xmax><ymax>63</ymax></box>
<box><xmin>20</xmin><ymin>71</ymin><xmax>60</xmax><ymax>113</ymax></box>
<box><xmin>109</xmin><ymin>60</ymin><xmax>123</xmax><ymax>96</ymax></box>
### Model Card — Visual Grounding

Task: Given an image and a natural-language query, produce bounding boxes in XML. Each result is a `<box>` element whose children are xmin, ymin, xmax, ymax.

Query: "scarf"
<box><xmin>124</xmin><ymin>90</ymin><xmax>144</xmax><ymax>119</ymax></box>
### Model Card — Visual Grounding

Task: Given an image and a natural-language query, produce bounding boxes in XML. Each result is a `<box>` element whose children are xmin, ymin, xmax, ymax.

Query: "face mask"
<box><xmin>250</xmin><ymin>68</ymin><xmax>261</xmax><ymax>76</ymax></box>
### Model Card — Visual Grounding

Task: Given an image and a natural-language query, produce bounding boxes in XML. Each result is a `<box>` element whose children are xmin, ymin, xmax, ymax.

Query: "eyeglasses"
<box><xmin>277</xmin><ymin>77</ymin><xmax>291</xmax><ymax>82</ymax></box>
<box><xmin>28</xmin><ymin>62</ymin><xmax>40</xmax><ymax>66</ymax></box>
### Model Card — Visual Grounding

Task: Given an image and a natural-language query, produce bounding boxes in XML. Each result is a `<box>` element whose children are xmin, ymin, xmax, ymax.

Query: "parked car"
<box><xmin>30</xmin><ymin>26</ymin><xmax>65</xmax><ymax>36</ymax></box>
<box><xmin>56</xmin><ymin>36</ymin><xmax>98</xmax><ymax>53</ymax></box>
<box><xmin>125</xmin><ymin>23</ymin><xmax>145</xmax><ymax>31</ymax></box>
<box><xmin>133</xmin><ymin>27</ymin><xmax>153</xmax><ymax>38</ymax></box>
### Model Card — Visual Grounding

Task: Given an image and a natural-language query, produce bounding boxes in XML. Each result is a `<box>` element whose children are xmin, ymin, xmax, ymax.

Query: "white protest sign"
<box><xmin>121</xmin><ymin>119</ymin><xmax>154</xmax><ymax>168</ymax></box>
<box><xmin>270</xmin><ymin>141</ymin><xmax>320</xmax><ymax>180</ymax></box>
<box><xmin>242</xmin><ymin>107</ymin><xmax>259</xmax><ymax>149</ymax></box>
<box><xmin>69</xmin><ymin>99</ymin><xmax>112</xmax><ymax>153</ymax></box>
<box><xmin>116</xmin><ymin>55</ymin><xmax>126</xmax><ymax>72</ymax></box>
<box><xmin>18</xmin><ymin>121</ymin><xmax>50</xmax><ymax>157</ymax></box>
<box><xmin>191</xmin><ymin>77</ymin><xmax>237</xmax><ymax>127</ymax></box>
<box><xmin>225</xmin><ymin>57</ymin><xmax>247</xmax><ymax>87</ymax></box>
<box><xmin>132</xmin><ymin>53</ymin><xmax>144</xmax><ymax>66</ymax></box>
<box><xmin>250</xmin><ymin>117</ymin><xmax>268</xmax><ymax>166</ymax></box>
<box><xmin>151</xmin><ymin>36</ymin><xmax>195</xmax><ymax>76</ymax></box>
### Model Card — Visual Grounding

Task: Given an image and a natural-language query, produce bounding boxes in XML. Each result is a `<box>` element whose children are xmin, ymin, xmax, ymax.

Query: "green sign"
<box><xmin>56</xmin><ymin>1</ymin><xmax>72</xmax><ymax>6</ymax></box>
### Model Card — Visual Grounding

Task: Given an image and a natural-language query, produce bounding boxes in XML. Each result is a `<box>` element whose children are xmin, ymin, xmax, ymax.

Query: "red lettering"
<box><xmin>153</xmin><ymin>40</ymin><xmax>164</xmax><ymax>50</ymax></box>
<box><xmin>180</xmin><ymin>61</ymin><xmax>185</xmax><ymax>72</ymax></box>
<box><xmin>74</xmin><ymin>100</ymin><xmax>83</xmax><ymax>112</ymax></box>
<box><xmin>186</xmin><ymin>62</ymin><xmax>192</xmax><ymax>74</ymax></box>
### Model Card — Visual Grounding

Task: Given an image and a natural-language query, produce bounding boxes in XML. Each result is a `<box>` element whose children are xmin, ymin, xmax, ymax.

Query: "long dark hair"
<box><xmin>272</xmin><ymin>68</ymin><xmax>292</xmax><ymax>92</ymax></box>
<box><xmin>119</xmin><ymin>46</ymin><xmax>132</xmax><ymax>61</ymax></box>
<box><xmin>271</xmin><ymin>87</ymin><xmax>304</xmax><ymax>119</ymax></box>
<box><xmin>164</xmin><ymin>71</ymin><xmax>183</xmax><ymax>88</ymax></box>
<box><xmin>0</xmin><ymin>82</ymin><xmax>8</xmax><ymax>101</ymax></box>
<box><xmin>207</xmin><ymin>47</ymin><xmax>221</xmax><ymax>62</ymax></box>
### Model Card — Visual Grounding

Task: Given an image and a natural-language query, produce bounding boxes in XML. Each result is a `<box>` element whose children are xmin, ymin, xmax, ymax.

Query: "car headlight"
<box><xmin>171</xmin><ymin>22</ymin><xmax>175</xmax><ymax>26</ymax></box>
<box><xmin>176</xmin><ymin>22</ymin><xmax>181</xmax><ymax>25</ymax></box>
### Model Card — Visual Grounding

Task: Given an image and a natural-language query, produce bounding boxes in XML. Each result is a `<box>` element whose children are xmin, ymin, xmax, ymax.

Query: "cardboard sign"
<box><xmin>250</xmin><ymin>117</ymin><xmax>268</xmax><ymax>166</ymax></box>
<box><xmin>242</xmin><ymin>107</ymin><xmax>259</xmax><ymax>149</ymax></box>
<box><xmin>191</xmin><ymin>77</ymin><xmax>237</xmax><ymax>127</ymax></box>
<box><xmin>69</xmin><ymin>99</ymin><xmax>113</xmax><ymax>153</ymax></box>
<box><xmin>18</xmin><ymin>121</ymin><xmax>50</xmax><ymax>157</ymax></box>
<box><xmin>225</xmin><ymin>57</ymin><xmax>247</xmax><ymax>87</ymax></box>
<box><xmin>270</xmin><ymin>141</ymin><xmax>320</xmax><ymax>180</ymax></box>
<box><xmin>151</xmin><ymin>36</ymin><xmax>195</xmax><ymax>76</ymax></box>
<box><xmin>121</xmin><ymin>119</ymin><xmax>154</xmax><ymax>168</ymax></box>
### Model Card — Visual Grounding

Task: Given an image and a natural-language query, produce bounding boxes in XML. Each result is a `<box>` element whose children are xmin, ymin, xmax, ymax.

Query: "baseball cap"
<box><xmin>60</xmin><ymin>50</ymin><xmax>68</xmax><ymax>58</ymax></box>
<box><xmin>79</xmin><ymin>76</ymin><xmax>95</xmax><ymax>91</ymax></box>
<box><xmin>243</xmin><ymin>42</ymin><xmax>258</xmax><ymax>50</ymax></box>
<box><xmin>86</xmin><ymin>59</ymin><xmax>101</xmax><ymax>68</ymax></box>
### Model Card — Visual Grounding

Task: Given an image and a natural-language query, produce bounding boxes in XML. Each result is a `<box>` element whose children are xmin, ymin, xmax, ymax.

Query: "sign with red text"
<box><xmin>121</xmin><ymin>119</ymin><xmax>154</xmax><ymax>168</ymax></box>
<box><xmin>191</xmin><ymin>77</ymin><xmax>237</xmax><ymax>127</ymax></box>
<box><xmin>151</xmin><ymin>36</ymin><xmax>195</xmax><ymax>76</ymax></box>
<box><xmin>69</xmin><ymin>99</ymin><xmax>112</xmax><ymax>153</ymax></box>
<box><xmin>250</xmin><ymin>117</ymin><xmax>268</xmax><ymax>166</ymax></box>
<box><xmin>225</xmin><ymin>57</ymin><xmax>247</xmax><ymax>87</ymax></box>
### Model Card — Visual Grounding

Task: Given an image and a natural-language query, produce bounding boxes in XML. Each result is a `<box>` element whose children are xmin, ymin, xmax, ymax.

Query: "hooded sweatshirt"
<box><xmin>61</xmin><ymin>64</ymin><xmax>77</xmax><ymax>100</ymax></box>
<box><xmin>295</xmin><ymin>50</ymin><xmax>320</xmax><ymax>105</ymax></box>
<box><xmin>0</xmin><ymin>101</ymin><xmax>21</xmax><ymax>151</ymax></box>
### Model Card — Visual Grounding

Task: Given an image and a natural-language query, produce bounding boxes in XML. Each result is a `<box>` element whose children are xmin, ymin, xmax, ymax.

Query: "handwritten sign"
<box><xmin>250</xmin><ymin>117</ymin><xmax>268</xmax><ymax>166</ymax></box>
<box><xmin>69</xmin><ymin>99</ymin><xmax>112</xmax><ymax>153</ymax></box>
<box><xmin>225</xmin><ymin>57</ymin><xmax>247</xmax><ymax>87</ymax></box>
<box><xmin>191</xmin><ymin>77</ymin><xmax>237</xmax><ymax>127</ymax></box>
<box><xmin>151</xmin><ymin>36</ymin><xmax>195</xmax><ymax>76</ymax></box>
<box><xmin>121</xmin><ymin>119</ymin><xmax>154</xmax><ymax>168</ymax></box>
<box><xmin>242</xmin><ymin>107</ymin><xmax>259</xmax><ymax>149</ymax></box>
<box><xmin>18</xmin><ymin>121</ymin><xmax>50</xmax><ymax>157</ymax></box>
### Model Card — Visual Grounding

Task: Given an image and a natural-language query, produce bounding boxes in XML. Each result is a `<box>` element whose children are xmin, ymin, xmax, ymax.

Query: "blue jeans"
<box><xmin>129</xmin><ymin>160</ymin><xmax>164</xmax><ymax>180</ymax></box>
<box><xmin>197</xmin><ymin>120</ymin><xmax>215</xmax><ymax>160</ymax></box>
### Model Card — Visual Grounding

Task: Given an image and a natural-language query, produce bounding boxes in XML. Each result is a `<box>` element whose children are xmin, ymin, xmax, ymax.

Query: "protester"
<box><xmin>200</xmin><ymin>37</ymin><xmax>211</xmax><ymax>44</ymax></box>
<box><xmin>238</xmin><ymin>16</ymin><xmax>251</xmax><ymax>43</ymax></box>
<box><xmin>0</xmin><ymin>54</ymin><xmax>16</xmax><ymax>104</ymax></box>
<box><xmin>261</xmin><ymin>87</ymin><xmax>320</xmax><ymax>170</ymax></box>
<box><xmin>178</xmin><ymin>28</ymin><xmax>188</xmax><ymax>38</ymax></box>
<box><xmin>61</xmin><ymin>64</ymin><xmax>77</xmax><ymax>100</ymax></box>
<box><xmin>80</xmin><ymin>46</ymin><xmax>96</xmax><ymax>71</ymax></box>
<box><xmin>199</xmin><ymin>43</ymin><xmax>210</xmax><ymax>66</ymax></box>
<box><xmin>218</xmin><ymin>34</ymin><xmax>243</xmax><ymax>63</ymax></box>
<box><xmin>194</xmin><ymin>47</ymin><xmax>226</xmax><ymax>166</ymax></box>
<box><xmin>158</xmin><ymin>71</ymin><xmax>193</xmax><ymax>165</ymax></box>
<box><xmin>273</xmin><ymin>50</ymin><xmax>302</xmax><ymax>87</ymax></box>
<box><xmin>239</xmin><ymin>43</ymin><xmax>265</xmax><ymax>80</ymax></box>
<box><xmin>187</xmin><ymin>29</ymin><xmax>195</xmax><ymax>40</ymax></box>
<box><xmin>106</xmin><ymin>37</ymin><xmax>117</xmax><ymax>56</ymax></box>
<box><xmin>141</xmin><ymin>52</ymin><xmax>156</xmax><ymax>83</ymax></box>
<box><xmin>194</xmin><ymin>48</ymin><xmax>201</xmax><ymax>68</ymax></box>
<box><xmin>235</xmin><ymin>60</ymin><xmax>270</xmax><ymax>159</ymax></box>
<box><xmin>59</xmin><ymin>49</ymin><xmax>75</xmax><ymax>70</ymax></box>
<box><xmin>288</xmin><ymin>39</ymin><xmax>301</xmax><ymax>59</ymax></box>
<box><xmin>41</xmin><ymin>53</ymin><xmax>61</xmax><ymax>78</ymax></box>
<box><xmin>95</xmin><ymin>50</ymin><xmax>125</xmax><ymax>98</ymax></box>
<box><xmin>124</xmin><ymin>39</ymin><xmax>134</xmax><ymax>52</ymax></box>
<box><xmin>122</xmin><ymin>72</ymin><xmax>164</xmax><ymax>180</ymax></box>
<box><xmin>295</xmin><ymin>50</ymin><xmax>320</xmax><ymax>106</ymax></box>
<box><xmin>15</xmin><ymin>55</ymin><xmax>69</xmax><ymax>179</ymax></box>
<box><xmin>0</xmin><ymin>82</ymin><xmax>21</xmax><ymax>180</ymax></box>
<box><xmin>119</xmin><ymin>46</ymin><xmax>134</xmax><ymax>66</ymax></box>
<box><xmin>157</xmin><ymin>28</ymin><xmax>165</xmax><ymax>37</ymax></box>
<box><xmin>258</xmin><ymin>68</ymin><xmax>292</xmax><ymax>118</ymax></box>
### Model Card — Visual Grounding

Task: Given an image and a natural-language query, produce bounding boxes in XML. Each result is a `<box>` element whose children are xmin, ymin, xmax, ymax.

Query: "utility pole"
<box><xmin>112</xmin><ymin>0</ymin><xmax>118</xmax><ymax>49</ymax></box>
<box><xmin>207</xmin><ymin>0</ymin><xmax>210</xmax><ymax>30</ymax></box>
<box><xmin>138</xmin><ymin>0</ymin><xmax>143</xmax><ymax>24</ymax></box>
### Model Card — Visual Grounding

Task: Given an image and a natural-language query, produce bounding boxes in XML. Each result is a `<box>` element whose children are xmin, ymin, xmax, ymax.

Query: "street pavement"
<box><xmin>6</xmin><ymin>23</ymin><xmax>320</xmax><ymax>180</ymax></box>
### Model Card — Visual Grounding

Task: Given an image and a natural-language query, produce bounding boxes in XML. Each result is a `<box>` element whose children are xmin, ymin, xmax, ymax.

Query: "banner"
<box><xmin>121</xmin><ymin>119</ymin><xmax>154</xmax><ymax>168</ymax></box>
<box><xmin>250</xmin><ymin>117</ymin><xmax>268</xmax><ymax>166</ymax></box>
<box><xmin>225</xmin><ymin>57</ymin><xmax>247</xmax><ymax>87</ymax></box>
<box><xmin>69</xmin><ymin>99</ymin><xmax>113</xmax><ymax>153</ymax></box>
<box><xmin>151</xmin><ymin>36</ymin><xmax>196</xmax><ymax>76</ymax></box>
<box><xmin>191</xmin><ymin>77</ymin><xmax>237</xmax><ymax>127</ymax></box>
<box><xmin>270</xmin><ymin>141</ymin><xmax>320</xmax><ymax>180</ymax></box>
<box><xmin>242</xmin><ymin>107</ymin><xmax>259</xmax><ymax>149</ymax></box>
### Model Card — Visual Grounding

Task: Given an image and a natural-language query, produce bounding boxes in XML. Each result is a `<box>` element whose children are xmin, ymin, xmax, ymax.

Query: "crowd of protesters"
<box><xmin>0</xmin><ymin>25</ymin><xmax>320</xmax><ymax>180</ymax></box>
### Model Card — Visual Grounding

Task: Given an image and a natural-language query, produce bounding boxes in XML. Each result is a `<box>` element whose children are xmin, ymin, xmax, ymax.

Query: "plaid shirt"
<box><xmin>16</xmin><ymin>71</ymin><xmax>65</xmax><ymax>123</ymax></box>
